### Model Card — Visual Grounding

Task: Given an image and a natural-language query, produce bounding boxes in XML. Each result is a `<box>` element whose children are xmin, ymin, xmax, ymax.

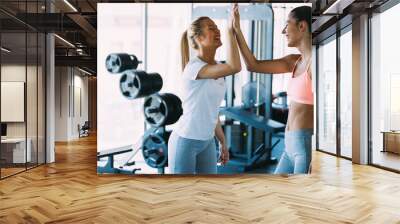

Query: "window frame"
<box><xmin>315</xmin><ymin>21</ymin><xmax>353</xmax><ymax>161</ymax></box>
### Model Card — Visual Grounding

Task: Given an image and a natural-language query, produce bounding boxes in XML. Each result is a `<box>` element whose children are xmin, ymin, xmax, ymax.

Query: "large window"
<box><xmin>97</xmin><ymin>3</ymin><xmax>145</xmax><ymax>153</ymax></box>
<box><xmin>0</xmin><ymin>1</ymin><xmax>46</xmax><ymax>179</ymax></box>
<box><xmin>317</xmin><ymin>26</ymin><xmax>353</xmax><ymax>159</ymax></box>
<box><xmin>317</xmin><ymin>35</ymin><xmax>337</xmax><ymax>154</ymax></box>
<box><xmin>339</xmin><ymin>27</ymin><xmax>352</xmax><ymax>158</ymax></box>
<box><xmin>370</xmin><ymin>2</ymin><xmax>400</xmax><ymax>171</ymax></box>
<box><xmin>147</xmin><ymin>3</ymin><xmax>191</xmax><ymax>95</ymax></box>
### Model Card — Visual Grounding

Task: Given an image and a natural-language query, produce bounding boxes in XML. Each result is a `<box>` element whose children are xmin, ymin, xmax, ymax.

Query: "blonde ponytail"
<box><xmin>181</xmin><ymin>30</ymin><xmax>189</xmax><ymax>71</ymax></box>
<box><xmin>181</xmin><ymin>16</ymin><xmax>209</xmax><ymax>72</ymax></box>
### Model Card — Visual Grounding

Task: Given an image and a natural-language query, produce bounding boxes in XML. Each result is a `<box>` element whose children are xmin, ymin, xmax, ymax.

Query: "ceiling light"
<box><xmin>54</xmin><ymin>34</ymin><xmax>75</xmax><ymax>48</ymax></box>
<box><xmin>323</xmin><ymin>0</ymin><xmax>354</xmax><ymax>15</ymax></box>
<box><xmin>78</xmin><ymin>67</ymin><xmax>93</xmax><ymax>76</ymax></box>
<box><xmin>63</xmin><ymin>0</ymin><xmax>78</xmax><ymax>12</ymax></box>
<box><xmin>1</xmin><ymin>47</ymin><xmax>11</xmax><ymax>53</ymax></box>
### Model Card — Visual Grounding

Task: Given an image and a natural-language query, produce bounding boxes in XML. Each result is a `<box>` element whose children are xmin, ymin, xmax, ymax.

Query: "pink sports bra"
<box><xmin>287</xmin><ymin>56</ymin><xmax>314</xmax><ymax>105</ymax></box>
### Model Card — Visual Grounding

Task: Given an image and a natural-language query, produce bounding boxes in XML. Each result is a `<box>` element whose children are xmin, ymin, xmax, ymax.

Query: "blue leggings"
<box><xmin>168</xmin><ymin>131</ymin><xmax>217</xmax><ymax>174</ymax></box>
<box><xmin>275</xmin><ymin>129</ymin><xmax>313</xmax><ymax>174</ymax></box>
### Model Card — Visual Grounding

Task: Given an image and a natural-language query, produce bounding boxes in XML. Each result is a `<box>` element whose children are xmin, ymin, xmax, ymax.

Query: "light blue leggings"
<box><xmin>168</xmin><ymin>131</ymin><xmax>217</xmax><ymax>174</ymax></box>
<box><xmin>274</xmin><ymin>129</ymin><xmax>313</xmax><ymax>174</ymax></box>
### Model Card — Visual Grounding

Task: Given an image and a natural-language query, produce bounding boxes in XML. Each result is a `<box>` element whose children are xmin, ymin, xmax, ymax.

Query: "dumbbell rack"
<box><xmin>99</xmin><ymin>53</ymin><xmax>182</xmax><ymax>174</ymax></box>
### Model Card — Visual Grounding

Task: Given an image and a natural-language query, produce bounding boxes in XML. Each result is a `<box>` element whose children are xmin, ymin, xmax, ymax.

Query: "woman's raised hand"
<box><xmin>229</xmin><ymin>3</ymin><xmax>235</xmax><ymax>30</ymax></box>
<box><xmin>231</xmin><ymin>3</ymin><xmax>240</xmax><ymax>31</ymax></box>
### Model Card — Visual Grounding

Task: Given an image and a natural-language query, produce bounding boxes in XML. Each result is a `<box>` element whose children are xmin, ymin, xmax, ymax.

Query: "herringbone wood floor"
<box><xmin>1</xmin><ymin>134</ymin><xmax>400</xmax><ymax>224</ymax></box>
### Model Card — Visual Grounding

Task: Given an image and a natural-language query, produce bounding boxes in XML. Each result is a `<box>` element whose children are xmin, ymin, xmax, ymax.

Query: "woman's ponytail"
<box><xmin>181</xmin><ymin>30</ymin><xmax>189</xmax><ymax>71</ymax></box>
<box><xmin>181</xmin><ymin>17</ymin><xmax>209</xmax><ymax>71</ymax></box>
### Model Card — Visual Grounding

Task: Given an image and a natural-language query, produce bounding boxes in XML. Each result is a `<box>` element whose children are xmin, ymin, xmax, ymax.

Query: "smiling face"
<box><xmin>196</xmin><ymin>18</ymin><xmax>222</xmax><ymax>49</ymax></box>
<box><xmin>282</xmin><ymin>14</ymin><xmax>307</xmax><ymax>48</ymax></box>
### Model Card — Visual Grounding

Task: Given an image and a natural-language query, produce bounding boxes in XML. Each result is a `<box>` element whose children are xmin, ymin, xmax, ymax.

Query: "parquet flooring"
<box><xmin>1</xmin><ymin>134</ymin><xmax>400</xmax><ymax>223</ymax></box>
<box><xmin>1</xmin><ymin>167</ymin><xmax>26</xmax><ymax>177</ymax></box>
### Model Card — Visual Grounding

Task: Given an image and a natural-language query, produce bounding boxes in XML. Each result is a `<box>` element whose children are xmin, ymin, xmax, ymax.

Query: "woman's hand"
<box><xmin>228</xmin><ymin>3</ymin><xmax>235</xmax><ymax>30</ymax></box>
<box><xmin>199</xmin><ymin>5</ymin><xmax>241</xmax><ymax>79</ymax></box>
<box><xmin>219</xmin><ymin>144</ymin><xmax>230</xmax><ymax>165</ymax></box>
<box><xmin>231</xmin><ymin>3</ymin><xmax>240</xmax><ymax>32</ymax></box>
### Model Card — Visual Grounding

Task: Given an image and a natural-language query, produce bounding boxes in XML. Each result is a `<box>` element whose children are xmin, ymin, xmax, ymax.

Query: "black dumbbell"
<box><xmin>119</xmin><ymin>70</ymin><xmax>163</xmax><ymax>99</ymax></box>
<box><xmin>143</xmin><ymin>93</ymin><xmax>183</xmax><ymax>127</ymax></box>
<box><xmin>105</xmin><ymin>53</ymin><xmax>140</xmax><ymax>73</ymax></box>
<box><xmin>142</xmin><ymin>131</ymin><xmax>170</xmax><ymax>168</ymax></box>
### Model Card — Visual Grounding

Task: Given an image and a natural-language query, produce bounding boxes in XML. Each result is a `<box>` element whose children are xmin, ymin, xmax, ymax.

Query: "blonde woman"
<box><xmin>168</xmin><ymin>8</ymin><xmax>241</xmax><ymax>174</ymax></box>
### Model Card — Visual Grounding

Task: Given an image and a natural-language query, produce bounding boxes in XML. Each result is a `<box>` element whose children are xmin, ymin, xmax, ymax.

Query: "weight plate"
<box><xmin>143</xmin><ymin>93</ymin><xmax>182</xmax><ymax>127</ymax></box>
<box><xmin>105</xmin><ymin>54</ymin><xmax>122</xmax><ymax>73</ymax></box>
<box><xmin>142</xmin><ymin>131</ymin><xmax>170</xmax><ymax>168</ymax></box>
<box><xmin>120</xmin><ymin>70</ymin><xmax>140</xmax><ymax>99</ymax></box>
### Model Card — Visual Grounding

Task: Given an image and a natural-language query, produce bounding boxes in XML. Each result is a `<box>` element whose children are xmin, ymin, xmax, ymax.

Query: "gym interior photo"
<box><xmin>97</xmin><ymin>2</ymin><xmax>312</xmax><ymax>175</ymax></box>
<box><xmin>1</xmin><ymin>0</ymin><xmax>400</xmax><ymax>223</ymax></box>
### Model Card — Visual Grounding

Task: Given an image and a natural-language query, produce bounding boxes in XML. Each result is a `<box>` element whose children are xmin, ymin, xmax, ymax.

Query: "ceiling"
<box><xmin>0</xmin><ymin>0</ymin><xmax>393</xmax><ymax>75</ymax></box>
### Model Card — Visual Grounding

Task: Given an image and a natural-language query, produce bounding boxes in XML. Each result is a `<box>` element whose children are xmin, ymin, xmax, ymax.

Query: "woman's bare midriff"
<box><xmin>286</xmin><ymin>101</ymin><xmax>314</xmax><ymax>131</ymax></box>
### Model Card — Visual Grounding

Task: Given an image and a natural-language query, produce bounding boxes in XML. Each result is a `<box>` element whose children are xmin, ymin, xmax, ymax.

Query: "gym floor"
<box><xmin>1</xmin><ymin>133</ymin><xmax>400</xmax><ymax>223</ymax></box>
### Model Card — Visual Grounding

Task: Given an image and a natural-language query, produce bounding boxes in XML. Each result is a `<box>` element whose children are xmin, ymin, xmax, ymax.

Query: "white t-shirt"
<box><xmin>175</xmin><ymin>56</ymin><xmax>226</xmax><ymax>140</ymax></box>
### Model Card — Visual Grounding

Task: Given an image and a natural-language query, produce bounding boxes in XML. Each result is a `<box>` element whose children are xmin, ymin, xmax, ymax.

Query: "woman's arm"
<box><xmin>215</xmin><ymin>119</ymin><xmax>226</xmax><ymax>147</ymax></box>
<box><xmin>197</xmin><ymin>8</ymin><xmax>241</xmax><ymax>79</ymax></box>
<box><xmin>232</xmin><ymin>4</ymin><xmax>298</xmax><ymax>74</ymax></box>
<box><xmin>235</xmin><ymin>28</ymin><xmax>298</xmax><ymax>74</ymax></box>
<box><xmin>215</xmin><ymin>118</ymin><xmax>229</xmax><ymax>165</ymax></box>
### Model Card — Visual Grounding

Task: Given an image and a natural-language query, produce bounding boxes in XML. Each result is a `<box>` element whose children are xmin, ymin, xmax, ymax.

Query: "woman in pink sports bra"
<box><xmin>232</xmin><ymin>4</ymin><xmax>313</xmax><ymax>174</ymax></box>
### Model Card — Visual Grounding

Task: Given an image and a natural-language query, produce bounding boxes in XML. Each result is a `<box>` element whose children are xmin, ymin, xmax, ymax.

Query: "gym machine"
<box><xmin>192</xmin><ymin>4</ymin><xmax>289</xmax><ymax>171</ymax></box>
<box><xmin>97</xmin><ymin>53</ymin><xmax>182</xmax><ymax>174</ymax></box>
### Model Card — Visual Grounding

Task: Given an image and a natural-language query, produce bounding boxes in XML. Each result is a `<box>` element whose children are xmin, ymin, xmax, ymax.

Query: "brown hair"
<box><xmin>180</xmin><ymin>16</ymin><xmax>210</xmax><ymax>71</ymax></box>
<box><xmin>290</xmin><ymin>6</ymin><xmax>312</xmax><ymax>33</ymax></box>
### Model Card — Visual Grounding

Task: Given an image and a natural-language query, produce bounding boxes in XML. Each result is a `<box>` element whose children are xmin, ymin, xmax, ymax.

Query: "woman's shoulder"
<box><xmin>282</xmin><ymin>54</ymin><xmax>302</xmax><ymax>72</ymax></box>
<box><xmin>188</xmin><ymin>56</ymin><xmax>207</xmax><ymax>65</ymax></box>
<box><xmin>182</xmin><ymin>56</ymin><xmax>208</xmax><ymax>80</ymax></box>
<box><xmin>285</xmin><ymin>54</ymin><xmax>301</xmax><ymax>65</ymax></box>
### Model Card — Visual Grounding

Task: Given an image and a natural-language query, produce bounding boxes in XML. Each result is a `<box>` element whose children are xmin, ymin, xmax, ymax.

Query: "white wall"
<box><xmin>1</xmin><ymin>65</ymin><xmax>33</xmax><ymax>138</ymax></box>
<box><xmin>55</xmin><ymin>67</ymin><xmax>89</xmax><ymax>141</ymax></box>
<box><xmin>55</xmin><ymin>66</ymin><xmax>68</xmax><ymax>141</ymax></box>
<box><xmin>1</xmin><ymin>63</ymin><xmax>46</xmax><ymax>164</ymax></box>
<box><xmin>72</xmin><ymin>73</ymin><xmax>89</xmax><ymax>138</ymax></box>
<box><xmin>1</xmin><ymin>65</ymin><xmax>26</xmax><ymax>131</ymax></box>
<box><xmin>1</xmin><ymin>65</ymin><xmax>26</xmax><ymax>148</ymax></box>
<box><xmin>1</xmin><ymin>82</ymin><xmax>25</xmax><ymax>122</ymax></box>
